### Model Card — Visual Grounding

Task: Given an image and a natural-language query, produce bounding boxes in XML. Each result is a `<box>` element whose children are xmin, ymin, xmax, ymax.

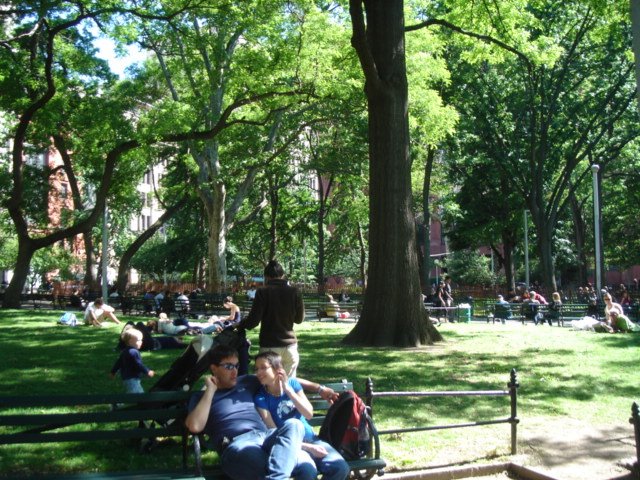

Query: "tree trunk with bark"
<box><xmin>203</xmin><ymin>184</ymin><xmax>226</xmax><ymax>293</ymax></box>
<box><xmin>357</xmin><ymin>222</ymin><xmax>368</xmax><ymax>289</ymax></box>
<box><xmin>344</xmin><ymin>0</ymin><xmax>442</xmax><ymax>346</ymax></box>
<box><xmin>501</xmin><ymin>232</ymin><xmax>516</xmax><ymax>292</ymax></box>
<box><xmin>3</xmin><ymin>241</ymin><xmax>36</xmax><ymax>308</ymax></box>
<box><xmin>115</xmin><ymin>197</ymin><xmax>187</xmax><ymax>293</ymax></box>
<box><xmin>422</xmin><ymin>147</ymin><xmax>436</xmax><ymax>292</ymax></box>
<box><xmin>535</xmin><ymin>219</ymin><xmax>558</xmax><ymax>291</ymax></box>
<box><xmin>82</xmin><ymin>232</ymin><xmax>98</xmax><ymax>291</ymax></box>
<box><xmin>569</xmin><ymin>191</ymin><xmax>588</xmax><ymax>286</ymax></box>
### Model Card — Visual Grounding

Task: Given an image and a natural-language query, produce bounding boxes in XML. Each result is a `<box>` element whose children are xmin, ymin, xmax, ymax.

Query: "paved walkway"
<box><xmin>377</xmin><ymin>417</ymin><xmax>638</xmax><ymax>480</ymax></box>
<box><xmin>516</xmin><ymin>417</ymin><xmax>637</xmax><ymax>479</ymax></box>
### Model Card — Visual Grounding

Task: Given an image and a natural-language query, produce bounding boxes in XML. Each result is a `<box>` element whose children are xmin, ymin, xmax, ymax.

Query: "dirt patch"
<box><xmin>379</xmin><ymin>416</ymin><xmax>638</xmax><ymax>480</ymax></box>
<box><xmin>517</xmin><ymin>417</ymin><xmax>637</xmax><ymax>479</ymax></box>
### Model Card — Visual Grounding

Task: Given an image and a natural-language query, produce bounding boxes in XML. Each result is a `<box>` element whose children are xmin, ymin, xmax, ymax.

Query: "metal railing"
<box><xmin>365</xmin><ymin>369</ymin><xmax>520</xmax><ymax>455</ymax></box>
<box><xmin>630</xmin><ymin>402</ymin><xmax>640</xmax><ymax>472</ymax></box>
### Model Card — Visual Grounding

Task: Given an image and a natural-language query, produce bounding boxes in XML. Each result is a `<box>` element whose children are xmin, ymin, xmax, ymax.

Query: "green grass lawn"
<box><xmin>0</xmin><ymin>309</ymin><xmax>638</xmax><ymax>475</ymax></box>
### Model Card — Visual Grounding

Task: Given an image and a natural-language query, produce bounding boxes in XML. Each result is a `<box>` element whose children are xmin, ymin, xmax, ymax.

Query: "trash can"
<box><xmin>458</xmin><ymin>303</ymin><xmax>471</xmax><ymax>323</ymax></box>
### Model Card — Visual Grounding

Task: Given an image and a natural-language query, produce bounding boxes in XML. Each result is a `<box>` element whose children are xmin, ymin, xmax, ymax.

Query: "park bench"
<box><xmin>19</xmin><ymin>293</ymin><xmax>54</xmax><ymax>310</ymax></box>
<box><xmin>0</xmin><ymin>391</ymin><xmax>201</xmax><ymax>480</ymax></box>
<box><xmin>424</xmin><ymin>303</ymin><xmax>463</xmax><ymax>322</ymax></box>
<box><xmin>192</xmin><ymin>380</ymin><xmax>386</xmax><ymax>480</ymax></box>
<box><xmin>315</xmin><ymin>303</ymin><xmax>361</xmax><ymax>322</ymax></box>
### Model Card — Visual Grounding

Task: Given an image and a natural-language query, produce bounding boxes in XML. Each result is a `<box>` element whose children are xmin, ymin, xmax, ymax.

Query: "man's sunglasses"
<box><xmin>218</xmin><ymin>362</ymin><xmax>240</xmax><ymax>371</ymax></box>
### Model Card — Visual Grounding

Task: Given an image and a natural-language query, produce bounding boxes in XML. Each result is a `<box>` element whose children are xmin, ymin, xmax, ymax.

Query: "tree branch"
<box><xmin>406</xmin><ymin>17</ymin><xmax>532</xmax><ymax>73</ymax></box>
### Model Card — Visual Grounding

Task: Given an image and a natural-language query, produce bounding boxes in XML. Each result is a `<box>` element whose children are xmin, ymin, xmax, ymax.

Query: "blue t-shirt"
<box><xmin>188</xmin><ymin>375</ymin><xmax>266</xmax><ymax>451</ymax></box>
<box><xmin>254</xmin><ymin>378</ymin><xmax>314</xmax><ymax>441</ymax></box>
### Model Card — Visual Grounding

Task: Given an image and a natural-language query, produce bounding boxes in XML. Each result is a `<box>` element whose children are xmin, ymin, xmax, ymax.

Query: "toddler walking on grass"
<box><xmin>110</xmin><ymin>328</ymin><xmax>155</xmax><ymax>393</ymax></box>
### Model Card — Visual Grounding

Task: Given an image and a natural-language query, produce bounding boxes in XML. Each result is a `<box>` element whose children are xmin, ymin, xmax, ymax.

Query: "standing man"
<box><xmin>239</xmin><ymin>260</ymin><xmax>304</xmax><ymax>377</ymax></box>
<box><xmin>443</xmin><ymin>276</ymin><xmax>455</xmax><ymax>323</ymax></box>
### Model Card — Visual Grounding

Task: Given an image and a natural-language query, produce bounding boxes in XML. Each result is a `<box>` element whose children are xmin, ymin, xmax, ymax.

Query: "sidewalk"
<box><xmin>377</xmin><ymin>417</ymin><xmax>638</xmax><ymax>480</ymax></box>
<box><xmin>516</xmin><ymin>417</ymin><xmax>637</xmax><ymax>480</ymax></box>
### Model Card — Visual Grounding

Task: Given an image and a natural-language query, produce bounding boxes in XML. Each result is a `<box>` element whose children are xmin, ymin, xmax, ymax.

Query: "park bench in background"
<box><xmin>315</xmin><ymin>303</ymin><xmax>362</xmax><ymax>322</ymax></box>
<box><xmin>0</xmin><ymin>391</ymin><xmax>201</xmax><ymax>480</ymax></box>
<box><xmin>192</xmin><ymin>380</ymin><xmax>386</xmax><ymax>480</ymax></box>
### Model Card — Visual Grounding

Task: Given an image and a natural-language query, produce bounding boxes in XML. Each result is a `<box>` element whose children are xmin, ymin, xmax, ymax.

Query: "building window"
<box><xmin>60</xmin><ymin>183</ymin><xmax>68</xmax><ymax>199</ymax></box>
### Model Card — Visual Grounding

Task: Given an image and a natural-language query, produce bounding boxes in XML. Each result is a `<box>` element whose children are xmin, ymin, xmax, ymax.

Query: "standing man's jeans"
<box><xmin>221</xmin><ymin>418</ymin><xmax>305</xmax><ymax>480</ymax></box>
<box><xmin>259</xmin><ymin>343</ymin><xmax>299</xmax><ymax>378</ymax></box>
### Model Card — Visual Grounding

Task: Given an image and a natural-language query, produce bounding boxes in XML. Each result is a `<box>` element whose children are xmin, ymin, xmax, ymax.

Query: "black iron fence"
<box><xmin>365</xmin><ymin>369</ymin><xmax>520</xmax><ymax>455</ymax></box>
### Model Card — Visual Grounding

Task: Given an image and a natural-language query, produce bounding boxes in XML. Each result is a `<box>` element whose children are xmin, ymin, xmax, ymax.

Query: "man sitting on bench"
<box><xmin>494</xmin><ymin>295</ymin><xmax>512</xmax><ymax>324</ymax></box>
<box><xmin>186</xmin><ymin>344</ymin><xmax>345</xmax><ymax>480</ymax></box>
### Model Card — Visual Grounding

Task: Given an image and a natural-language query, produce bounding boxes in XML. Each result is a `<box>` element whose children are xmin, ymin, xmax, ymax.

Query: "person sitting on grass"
<box><xmin>603</xmin><ymin>293</ymin><xmax>640</xmax><ymax>333</ymax></box>
<box><xmin>253</xmin><ymin>351</ymin><xmax>349</xmax><ymax>480</ymax></box>
<box><xmin>84</xmin><ymin>297</ymin><xmax>121</xmax><ymax>327</ymax></box>
<box><xmin>202</xmin><ymin>296</ymin><xmax>242</xmax><ymax>334</ymax></box>
<box><xmin>110</xmin><ymin>328</ymin><xmax>155</xmax><ymax>393</ymax></box>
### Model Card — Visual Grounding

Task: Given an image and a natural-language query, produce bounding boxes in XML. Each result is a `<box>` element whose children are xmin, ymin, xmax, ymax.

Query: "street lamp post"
<box><xmin>524</xmin><ymin>210</ymin><xmax>530</xmax><ymax>288</ymax></box>
<box><xmin>592</xmin><ymin>164</ymin><xmax>602</xmax><ymax>294</ymax></box>
<box><xmin>101</xmin><ymin>205</ymin><xmax>109</xmax><ymax>300</ymax></box>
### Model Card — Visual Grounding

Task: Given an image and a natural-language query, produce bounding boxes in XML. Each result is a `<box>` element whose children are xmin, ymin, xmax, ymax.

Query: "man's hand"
<box><xmin>204</xmin><ymin>375</ymin><xmax>219</xmax><ymax>393</ymax></box>
<box><xmin>302</xmin><ymin>442</ymin><xmax>328</xmax><ymax>458</ymax></box>
<box><xmin>319</xmin><ymin>385</ymin><xmax>339</xmax><ymax>404</ymax></box>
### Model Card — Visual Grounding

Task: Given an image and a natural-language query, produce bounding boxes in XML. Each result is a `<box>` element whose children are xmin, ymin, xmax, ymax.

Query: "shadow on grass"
<box><xmin>2</xmin><ymin>310</ymin><xmax>639</xmax><ymax>474</ymax></box>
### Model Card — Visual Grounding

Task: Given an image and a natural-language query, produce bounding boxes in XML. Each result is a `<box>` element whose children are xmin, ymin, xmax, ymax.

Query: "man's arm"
<box><xmin>185</xmin><ymin>377</ymin><xmax>216</xmax><ymax>433</ymax></box>
<box><xmin>238</xmin><ymin>290</ymin><xmax>264</xmax><ymax>330</ymax></box>
<box><xmin>297</xmin><ymin>377</ymin><xmax>339</xmax><ymax>403</ymax></box>
<box><xmin>294</xmin><ymin>290</ymin><xmax>304</xmax><ymax>324</ymax></box>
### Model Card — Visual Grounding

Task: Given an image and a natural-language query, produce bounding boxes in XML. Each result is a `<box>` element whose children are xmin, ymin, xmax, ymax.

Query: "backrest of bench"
<box><xmin>307</xmin><ymin>380</ymin><xmax>353</xmax><ymax>428</ymax></box>
<box><xmin>0</xmin><ymin>391</ymin><xmax>192</xmax><ymax>445</ymax></box>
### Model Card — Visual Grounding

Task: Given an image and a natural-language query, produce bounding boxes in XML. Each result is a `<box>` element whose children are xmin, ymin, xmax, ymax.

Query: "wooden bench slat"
<box><xmin>0</xmin><ymin>391</ymin><xmax>192</xmax><ymax>408</ymax></box>
<box><xmin>0</xmin><ymin>407</ymin><xmax>187</xmax><ymax>426</ymax></box>
<box><xmin>0</xmin><ymin>426</ymin><xmax>185</xmax><ymax>444</ymax></box>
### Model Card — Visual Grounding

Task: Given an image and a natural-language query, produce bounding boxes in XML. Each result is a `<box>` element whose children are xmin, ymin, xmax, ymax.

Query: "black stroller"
<box><xmin>137</xmin><ymin>327</ymin><xmax>249</xmax><ymax>453</ymax></box>
<box><xmin>150</xmin><ymin>327</ymin><xmax>250</xmax><ymax>393</ymax></box>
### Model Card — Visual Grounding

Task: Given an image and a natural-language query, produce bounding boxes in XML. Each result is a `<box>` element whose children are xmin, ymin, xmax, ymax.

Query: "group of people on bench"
<box><xmin>186</xmin><ymin>344</ymin><xmax>350</xmax><ymax>480</ymax></box>
<box><xmin>494</xmin><ymin>290</ymin><xmax>562</xmax><ymax>325</ymax></box>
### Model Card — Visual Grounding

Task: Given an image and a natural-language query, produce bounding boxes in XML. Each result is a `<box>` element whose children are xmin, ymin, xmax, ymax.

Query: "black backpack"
<box><xmin>318</xmin><ymin>390</ymin><xmax>374</xmax><ymax>460</ymax></box>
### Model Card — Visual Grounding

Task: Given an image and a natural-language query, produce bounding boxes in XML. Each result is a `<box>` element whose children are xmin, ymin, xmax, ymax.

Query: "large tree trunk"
<box><xmin>2</xmin><ymin>241</ymin><xmax>36</xmax><ymax>308</ymax></box>
<box><xmin>82</xmin><ymin>231</ymin><xmax>98</xmax><ymax>291</ymax></box>
<box><xmin>202</xmin><ymin>180</ymin><xmax>226</xmax><ymax>293</ymax></box>
<box><xmin>115</xmin><ymin>197</ymin><xmax>187</xmax><ymax>293</ymax></box>
<box><xmin>422</xmin><ymin>147</ymin><xmax>436</xmax><ymax>292</ymax></box>
<box><xmin>268</xmin><ymin>176</ymin><xmax>279</xmax><ymax>261</ymax></box>
<box><xmin>501</xmin><ymin>232</ymin><xmax>516</xmax><ymax>292</ymax></box>
<box><xmin>344</xmin><ymin>0</ymin><xmax>441</xmax><ymax>346</ymax></box>
<box><xmin>316</xmin><ymin>173</ymin><xmax>333</xmax><ymax>295</ymax></box>
<box><xmin>631</xmin><ymin>0</ymin><xmax>640</xmax><ymax>112</ymax></box>
<box><xmin>357</xmin><ymin>222</ymin><xmax>367</xmax><ymax>289</ymax></box>
<box><xmin>536</xmin><ymin>221</ymin><xmax>557</xmax><ymax>291</ymax></box>
<box><xmin>569</xmin><ymin>191</ymin><xmax>588</xmax><ymax>286</ymax></box>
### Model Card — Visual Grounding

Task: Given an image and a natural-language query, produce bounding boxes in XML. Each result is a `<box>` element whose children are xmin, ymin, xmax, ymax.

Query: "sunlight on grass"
<box><xmin>1</xmin><ymin>310</ymin><xmax>639</xmax><ymax>473</ymax></box>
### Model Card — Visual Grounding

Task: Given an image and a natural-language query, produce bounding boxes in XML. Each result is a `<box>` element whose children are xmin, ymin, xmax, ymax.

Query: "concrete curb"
<box><xmin>373</xmin><ymin>462</ymin><xmax>562</xmax><ymax>480</ymax></box>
